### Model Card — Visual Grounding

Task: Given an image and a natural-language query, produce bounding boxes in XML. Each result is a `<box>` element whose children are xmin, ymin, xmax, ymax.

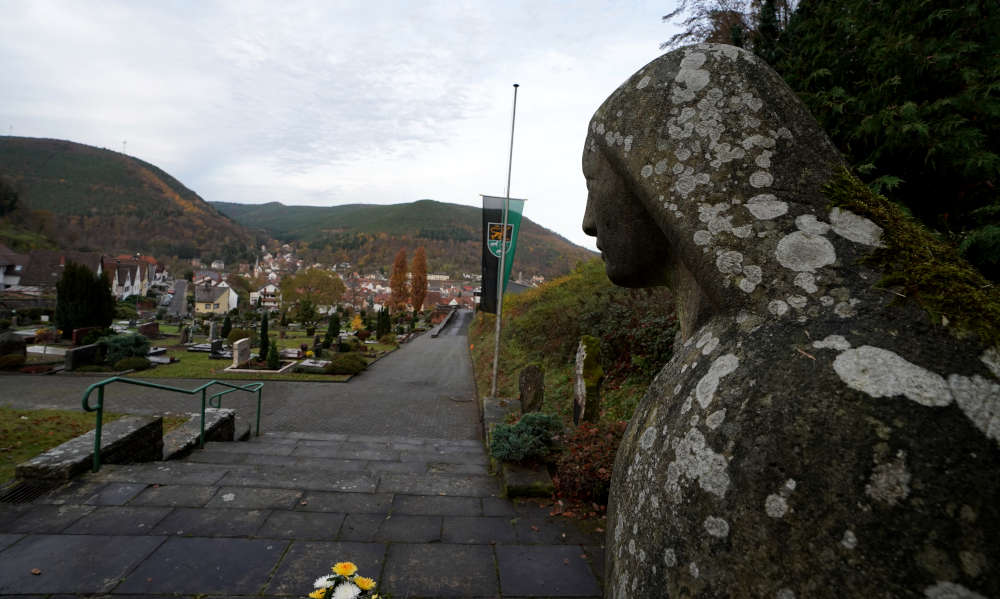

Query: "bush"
<box><xmin>266</xmin><ymin>340</ymin><xmax>280</xmax><ymax>370</ymax></box>
<box><xmin>339</xmin><ymin>336</ymin><xmax>362</xmax><ymax>353</ymax></box>
<box><xmin>82</xmin><ymin>327</ymin><xmax>113</xmax><ymax>346</ymax></box>
<box><xmin>114</xmin><ymin>302</ymin><xmax>138</xmax><ymax>320</ymax></box>
<box><xmin>98</xmin><ymin>333</ymin><xmax>150</xmax><ymax>365</ymax></box>
<box><xmin>0</xmin><ymin>354</ymin><xmax>26</xmax><ymax>370</ymax></box>
<box><xmin>114</xmin><ymin>356</ymin><xmax>152</xmax><ymax>371</ymax></box>
<box><xmin>356</xmin><ymin>329</ymin><xmax>371</xmax><ymax>341</ymax></box>
<box><xmin>324</xmin><ymin>352</ymin><xmax>368</xmax><ymax>375</ymax></box>
<box><xmin>489</xmin><ymin>412</ymin><xmax>562</xmax><ymax>464</ymax></box>
<box><xmin>554</xmin><ymin>421</ymin><xmax>627</xmax><ymax>505</ymax></box>
<box><xmin>227</xmin><ymin>328</ymin><xmax>256</xmax><ymax>347</ymax></box>
<box><xmin>379</xmin><ymin>333</ymin><xmax>398</xmax><ymax>346</ymax></box>
<box><xmin>0</xmin><ymin>319</ymin><xmax>10</xmax><ymax>331</ymax></box>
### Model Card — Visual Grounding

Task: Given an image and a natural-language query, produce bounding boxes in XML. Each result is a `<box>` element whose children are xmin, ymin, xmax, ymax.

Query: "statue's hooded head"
<box><xmin>583</xmin><ymin>44</ymin><xmax>851</xmax><ymax>334</ymax></box>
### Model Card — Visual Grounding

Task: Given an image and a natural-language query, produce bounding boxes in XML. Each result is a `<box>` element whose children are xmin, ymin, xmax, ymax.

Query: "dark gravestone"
<box><xmin>573</xmin><ymin>336</ymin><xmax>602</xmax><ymax>425</ymax></box>
<box><xmin>0</xmin><ymin>330</ymin><xmax>26</xmax><ymax>358</ymax></box>
<box><xmin>179</xmin><ymin>326</ymin><xmax>191</xmax><ymax>345</ymax></box>
<box><xmin>64</xmin><ymin>343</ymin><xmax>101</xmax><ymax>371</ymax></box>
<box><xmin>209</xmin><ymin>338</ymin><xmax>224</xmax><ymax>359</ymax></box>
<box><xmin>137</xmin><ymin>321</ymin><xmax>159</xmax><ymax>338</ymax></box>
<box><xmin>585</xmin><ymin>44</ymin><xmax>1000</xmax><ymax>597</ymax></box>
<box><xmin>72</xmin><ymin>326</ymin><xmax>98</xmax><ymax>346</ymax></box>
<box><xmin>518</xmin><ymin>363</ymin><xmax>545</xmax><ymax>413</ymax></box>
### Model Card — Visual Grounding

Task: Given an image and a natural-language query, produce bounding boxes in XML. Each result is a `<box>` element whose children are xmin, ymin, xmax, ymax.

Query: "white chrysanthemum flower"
<box><xmin>313</xmin><ymin>575</ymin><xmax>336</xmax><ymax>589</ymax></box>
<box><xmin>332</xmin><ymin>582</ymin><xmax>361</xmax><ymax>599</ymax></box>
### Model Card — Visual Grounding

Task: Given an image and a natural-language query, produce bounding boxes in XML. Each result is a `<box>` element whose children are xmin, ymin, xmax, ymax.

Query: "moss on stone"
<box><xmin>823</xmin><ymin>166</ymin><xmax>1000</xmax><ymax>346</ymax></box>
<box><xmin>579</xmin><ymin>335</ymin><xmax>604</xmax><ymax>387</ymax></box>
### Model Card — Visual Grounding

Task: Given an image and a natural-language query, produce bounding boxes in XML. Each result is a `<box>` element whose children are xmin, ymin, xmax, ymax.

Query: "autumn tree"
<box><xmin>410</xmin><ymin>246</ymin><xmax>428</xmax><ymax>313</ymax></box>
<box><xmin>389</xmin><ymin>249</ymin><xmax>409</xmax><ymax>312</ymax></box>
<box><xmin>279</xmin><ymin>268</ymin><xmax>346</xmax><ymax>307</ymax></box>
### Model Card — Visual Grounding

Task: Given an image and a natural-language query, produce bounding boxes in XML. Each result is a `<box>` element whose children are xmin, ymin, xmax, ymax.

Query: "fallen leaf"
<box><xmin>530</xmin><ymin>525</ymin><xmax>539</xmax><ymax>532</ymax></box>
<box><xmin>30</xmin><ymin>569</ymin><xmax>41</xmax><ymax>575</ymax></box>
<box><xmin>563</xmin><ymin>559</ymin><xmax>570</xmax><ymax>565</ymax></box>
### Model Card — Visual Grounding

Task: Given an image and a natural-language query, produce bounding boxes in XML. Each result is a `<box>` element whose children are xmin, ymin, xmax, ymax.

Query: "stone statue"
<box><xmin>583</xmin><ymin>44</ymin><xmax>999</xmax><ymax>598</ymax></box>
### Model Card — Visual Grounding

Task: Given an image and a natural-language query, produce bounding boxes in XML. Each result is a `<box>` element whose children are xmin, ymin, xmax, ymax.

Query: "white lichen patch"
<box><xmin>841</xmin><ymin>530</ymin><xmax>858</xmax><ymax>549</ymax></box>
<box><xmin>947</xmin><ymin>374</ymin><xmax>1000</xmax><ymax>442</ymax></box>
<box><xmin>739</xmin><ymin>265</ymin><xmax>763</xmax><ymax>293</ymax></box>
<box><xmin>746</xmin><ymin>193</ymin><xmax>788</xmax><ymax>220</ymax></box>
<box><xmin>980</xmin><ymin>347</ymin><xmax>1000</xmax><ymax>379</ymax></box>
<box><xmin>706</xmin><ymin>408</ymin><xmax>726</xmax><ymax>429</ymax></box>
<box><xmin>794</xmin><ymin>272</ymin><xmax>818</xmax><ymax>293</ymax></box>
<box><xmin>716</xmin><ymin>251</ymin><xmax>744</xmax><ymax>274</ymax></box>
<box><xmin>924</xmin><ymin>581</ymin><xmax>988</xmax><ymax>599</ymax></box>
<box><xmin>866</xmin><ymin>449</ymin><xmax>911</xmax><ymax>505</ymax></box>
<box><xmin>665</xmin><ymin>427</ymin><xmax>731</xmax><ymax>500</ymax></box>
<box><xmin>776</xmin><ymin>589</ymin><xmax>796</xmax><ymax>599</ymax></box>
<box><xmin>765</xmin><ymin>493</ymin><xmax>788</xmax><ymax>518</ymax></box>
<box><xmin>664</xmin><ymin>548</ymin><xmax>677</xmax><ymax>567</ymax></box>
<box><xmin>813</xmin><ymin>335</ymin><xmax>851</xmax><ymax>351</ymax></box>
<box><xmin>829</xmin><ymin>207</ymin><xmax>884</xmax><ymax>247</ymax></box>
<box><xmin>694</xmin><ymin>230</ymin><xmax>712</xmax><ymax>246</ymax></box>
<box><xmin>768</xmin><ymin>299</ymin><xmax>789</xmax><ymax>316</ymax></box>
<box><xmin>833</xmin><ymin>346</ymin><xmax>952</xmax><ymax>407</ymax></box>
<box><xmin>222</xmin><ymin>492</ymin><xmax>236</xmax><ymax>502</ymax></box>
<box><xmin>640</xmin><ymin>426</ymin><xmax>658</xmax><ymax>451</ymax></box>
<box><xmin>703</xmin><ymin>516</ymin><xmax>730</xmax><ymax>538</ymax></box>
<box><xmin>637</xmin><ymin>75</ymin><xmax>651</xmax><ymax>89</ymax></box>
<box><xmin>795</xmin><ymin>214</ymin><xmax>831</xmax><ymax>235</ymax></box>
<box><xmin>641</xmin><ymin>165</ymin><xmax>653</xmax><ymax>178</ymax></box>
<box><xmin>695</xmin><ymin>354</ymin><xmax>739</xmax><ymax>408</ymax></box>
<box><xmin>776</xmin><ymin>231</ymin><xmax>837</xmax><ymax>272</ymax></box>
<box><xmin>750</xmin><ymin>170</ymin><xmax>774</xmax><ymax>188</ymax></box>
<box><xmin>689</xmin><ymin>562</ymin><xmax>700</xmax><ymax>578</ymax></box>
<box><xmin>787</xmin><ymin>295</ymin><xmax>808</xmax><ymax>309</ymax></box>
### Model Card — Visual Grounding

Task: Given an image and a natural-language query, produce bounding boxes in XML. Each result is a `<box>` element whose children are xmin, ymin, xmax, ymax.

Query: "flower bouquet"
<box><xmin>308</xmin><ymin>561</ymin><xmax>381</xmax><ymax>599</ymax></box>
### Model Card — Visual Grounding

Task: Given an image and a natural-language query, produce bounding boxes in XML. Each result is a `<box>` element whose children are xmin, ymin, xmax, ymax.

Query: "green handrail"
<box><xmin>81</xmin><ymin>377</ymin><xmax>264</xmax><ymax>473</ymax></box>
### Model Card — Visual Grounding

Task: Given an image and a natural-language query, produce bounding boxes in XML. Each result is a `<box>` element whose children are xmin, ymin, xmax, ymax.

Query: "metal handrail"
<box><xmin>81</xmin><ymin>377</ymin><xmax>264</xmax><ymax>472</ymax></box>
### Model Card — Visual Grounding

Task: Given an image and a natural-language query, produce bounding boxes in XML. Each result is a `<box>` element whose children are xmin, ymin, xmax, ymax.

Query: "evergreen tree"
<box><xmin>221</xmin><ymin>314</ymin><xmax>232</xmax><ymax>339</ymax></box>
<box><xmin>753</xmin><ymin>0</ymin><xmax>781</xmax><ymax>64</ymax></box>
<box><xmin>325</xmin><ymin>313</ymin><xmax>341</xmax><ymax>347</ymax></box>
<box><xmin>259</xmin><ymin>313</ymin><xmax>269</xmax><ymax>358</ymax></box>
<box><xmin>55</xmin><ymin>261</ymin><xmax>115</xmax><ymax>339</ymax></box>
<box><xmin>266</xmin><ymin>338</ymin><xmax>279</xmax><ymax>369</ymax></box>
<box><xmin>410</xmin><ymin>246</ymin><xmax>428</xmax><ymax>314</ymax></box>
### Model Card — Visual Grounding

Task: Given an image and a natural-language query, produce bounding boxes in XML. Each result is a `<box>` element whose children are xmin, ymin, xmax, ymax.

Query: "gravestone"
<box><xmin>573</xmin><ymin>336</ymin><xmax>602</xmax><ymax>425</ymax></box>
<box><xmin>0</xmin><ymin>331</ymin><xmax>27</xmax><ymax>364</ymax></box>
<box><xmin>585</xmin><ymin>43</ymin><xmax>1000</xmax><ymax>597</ymax></box>
<box><xmin>209</xmin><ymin>338</ymin><xmax>224</xmax><ymax>359</ymax></box>
<box><xmin>179</xmin><ymin>327</ymin><xmax>190</xmax><ymax>345</ymax></box>
<box><xmin>518</xmin><ymin>364</ymin><xmax>545</xmax><ymax>413</ymax></box>
<box><xmin>137</xmin><ymin>321</ymin><xmax>159</xmax><ymax>338</ymax></box>
<box><xmin>231</xmin><ymin>338</ymin><xmax>250</xmax><ymax>369</ymax></box>
<box><xmin>208</xmin><ymin>321</ymin><xmax>217</xmax><ymax>340</ymax></box>
<box><xmin>64</xmin><ymin>344</ymin><xmax>100</xmax><ymax>371</ymax></box>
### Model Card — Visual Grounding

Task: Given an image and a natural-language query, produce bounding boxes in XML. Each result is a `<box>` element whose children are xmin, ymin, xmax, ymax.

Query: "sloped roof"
<box><xmin>195</xmin><ymin>283</ymin><xmax>228</xmax><ymax>303</ymax></box>
<box><xmin>17</xmin><ymin>250</ymin><xmax>107</xmax><ymax>287</ymax></box>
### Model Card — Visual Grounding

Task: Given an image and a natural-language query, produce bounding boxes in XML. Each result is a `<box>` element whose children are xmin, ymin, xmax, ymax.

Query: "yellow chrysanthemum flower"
<box><xmin>354</xmin><ymin>576</ymin><xmax>375</xmax><ymax>591</ymax></box>
<box><xmin>309</xmin><ymin>589</ymin><xmax>326</xmax><ymax>599</ymax></box>
<box><xmin>332</xmin><ymin>562</ymin><xmax>358</xmax><ymax>576</ymax></box>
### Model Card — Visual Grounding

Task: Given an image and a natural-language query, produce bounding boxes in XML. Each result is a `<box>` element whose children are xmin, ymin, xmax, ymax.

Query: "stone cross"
<box><xmin>232</xmin><ymin>338</ymin><xmax>250</xmax><ymax>369</ymax></box>
<box><xmin>573</xmin><ymin>336</ymin><xmax>602</xmax><ymax>425</ymax></box>
<box><xmin>585</xmin><ymin>43</ymin><xmax>1000</xmax><ymax>597</ymax></box>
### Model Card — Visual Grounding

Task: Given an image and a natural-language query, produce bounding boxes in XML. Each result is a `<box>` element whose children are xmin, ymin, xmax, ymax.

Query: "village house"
<box><xmin>194</xmin><ymin>280</ymin><xmax>238</xmax><ymax>315</ymax></box>
<box><xmin>249</xmin><ymin>283</ymin><xmax>281</xmax><ymax>312</ymax></box>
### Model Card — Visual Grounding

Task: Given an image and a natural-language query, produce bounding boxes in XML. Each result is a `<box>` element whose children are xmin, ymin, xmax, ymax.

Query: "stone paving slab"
<box><xmin>0</xmin><ymin>533</ymin><xmax>23</xmax><ymax>551</ymax></box>
<box><xmin>35</xmin><ymin>481</ymin><xmax>147</xmax><ymax>506</ymax></box>
<box><xmin>91</xmin><ymin>462</ymin><xmax>229</xmax><ymax>485</ymax></box>
<box><xmin>216</xmin><ymin>468</ymin><xmax>376</xmax><ymax>493</ymax></box>
<box><xmin>256</xmin><ymin>510</ymin><xmax>345</xmax><ymax>540</ymax></box>
<box><xmin>264</xmin><ymin>541</ymin><xmax>386</xmax><ymax>596</ymax></box>
<box><xmin>61</xmin><ymin>506</ymin><xmax>171</xmax><ymax>535</ymax></box>
<box><xmin>392</xmin><ymin>494</ymin><xmax>482</xmax><ymax>516</ymax></box>
<box><xmin>127</xmin><ymin>484</ymin><xmax>220</xmax><ymax>507</ymax></box>
<box><xmin>496</xmin><ymin>545</ymin><xmax>601</xmax><ymax>597</ymax></box>
<box><xmin>339</xmin><ymin>513</ymin><xmax>390</xmax><ymax>542</ymax></box>
<box><xmin>115</xmin><ymin>537</ymin><xmax>288</xmax><ymax>594</ymax></box>
<box><xmin>383</xmin><ymin>543</ymin><xmax>498</xmax><ymax>597</ymax></box>
<box><xmin>204</xmin><ymin>486</ymin><xmax>302</xmax><ymax>509</ymax></box>
<box><xmin>205</xmin><ymin>441</ymin><xmax>296</xmax><ymax>456</ymax></box>
<box><xmin>375</xmin><ymin>514</ymin><xmax>442</xmax><ymax>543</ymax></box>
<box><xmin>150</xmin><ymin>507</ymin><xmax>269</xmax><ymax>537</ymax></box>
<box><xmin>0</xmin><ymin>534</ymin><xmax>165</xmax><ymax>594</ymax></box>
<box><xmin>442</xmin><ymin>516</ymin><xmax>518</xmax><ymax>545</ymax></box>
<box><xmin>377</xmin><ymin>473</ymin><xmax>499</xmax><ymax>497</ymax></box>
<box><xmin>295</xmin><ymin>490</ymin><xmax>392</xmax><ymax>514</ymax></box>
<box><xmin>3</xmin><ymin>504</ymin><xmax>94</xmax><ymax>534</ymax></box>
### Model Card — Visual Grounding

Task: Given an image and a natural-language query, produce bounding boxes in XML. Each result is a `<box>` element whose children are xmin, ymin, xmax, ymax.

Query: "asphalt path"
<box><xmin>0</xmin><ymin>309</ymin><xmax>480</xmax><ymax>440</ymax></box>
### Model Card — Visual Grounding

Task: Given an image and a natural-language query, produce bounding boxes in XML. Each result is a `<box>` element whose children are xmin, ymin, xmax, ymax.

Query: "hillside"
<box><xmin>0</xmin><ymin>137</ymin><xmax>257</xmax><ymax>260</ymax></box>
<box><xmin>214</xmin><ymin>199</ymin><xmax>596</xmax><ymax>279</ymax></box>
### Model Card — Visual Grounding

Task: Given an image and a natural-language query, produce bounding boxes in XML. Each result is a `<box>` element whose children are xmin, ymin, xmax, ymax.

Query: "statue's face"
<box><xmin>582</xmin><ymin>148</ymin><xmax>671</xmax><ymax>287</ymax></box>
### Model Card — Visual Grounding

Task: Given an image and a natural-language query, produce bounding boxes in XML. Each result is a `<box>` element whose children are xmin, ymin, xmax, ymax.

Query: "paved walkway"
<box><xmin>0</xmin><ymin>311</ymin><xmax>605</xmax><ymax>598</ymax></box>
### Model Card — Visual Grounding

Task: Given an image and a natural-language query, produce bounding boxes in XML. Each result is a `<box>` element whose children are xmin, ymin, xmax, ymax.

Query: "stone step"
<box><xmin>200</xmin><ymin>440</ymin><xmax>488</xmax><ymax>466</ymax></box>
<box><xmin>162</xmin><ymin>409</ymin><xmax>237</xmax><ymax>461</ymax></box>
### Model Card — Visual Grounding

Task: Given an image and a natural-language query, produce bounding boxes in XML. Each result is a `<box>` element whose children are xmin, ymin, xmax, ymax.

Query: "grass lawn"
<box><xmin>0</xmin><ymin>407</ymin><xmax>188</xmax><ymax>483</ymax></box>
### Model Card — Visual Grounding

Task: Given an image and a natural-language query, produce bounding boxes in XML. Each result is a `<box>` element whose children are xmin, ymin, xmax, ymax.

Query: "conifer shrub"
<box><xmin>98</xmin><ymin>333</ymin><xmax>150</xmax><ymax>365</ymax></box>
<box><xmin>378</xmin><ymin>333</ymin><xmax>397</xmax><ymax>346</ymax></box>
<box><xmin>554</xmin><ymin>421</ymin><xmax>627</xmax><ymax>505</ymax></box>
<box><xmin>489</xmin><ymin>412</ymin><xmax>562</xmax><ymax>464</ymax></box>
<box><xmin>324</xmin><ymin>352</ymin><xmax>367</xmax><ymax>375</ymax></box>
<box><xmin>114</xmin><ymin>356</ymin><xmax>152</xmax><ymax>371</ymax></box>
<box><xmin>266</xmin><ymin>339</ymin><xmax>280</xmax><ymax>370</ymax></box>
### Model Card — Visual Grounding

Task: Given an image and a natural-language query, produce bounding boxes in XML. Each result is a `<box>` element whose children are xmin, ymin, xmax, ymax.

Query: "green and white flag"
<box><xmin>480</xmin><ymin>195</ymin><xmax>525</xmax><ymax>313</ymax></box>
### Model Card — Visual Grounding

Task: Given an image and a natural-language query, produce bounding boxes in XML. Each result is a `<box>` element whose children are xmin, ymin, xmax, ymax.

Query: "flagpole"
<box><xmin>491</xmin><ymin>83</ymin><xmax>519</xmax><ymax>398</ymax></box>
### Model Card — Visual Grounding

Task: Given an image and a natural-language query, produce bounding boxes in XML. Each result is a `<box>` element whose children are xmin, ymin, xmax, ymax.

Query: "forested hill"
<box><xmin>213</xmin><ymin>199</ymin><xmax>597</xmax><ymax>279</ymax></box>
<box><xmin>0</xmin><ymin>137</ymin><xmax>257</xmax><ymax>260</ymax></box>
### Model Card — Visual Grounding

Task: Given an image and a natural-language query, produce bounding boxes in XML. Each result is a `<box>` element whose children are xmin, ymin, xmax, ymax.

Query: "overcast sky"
<box><xmin>1</xmin><ymin>1</ymin><xmax>680</xmax><ymax>251</ymax></box>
